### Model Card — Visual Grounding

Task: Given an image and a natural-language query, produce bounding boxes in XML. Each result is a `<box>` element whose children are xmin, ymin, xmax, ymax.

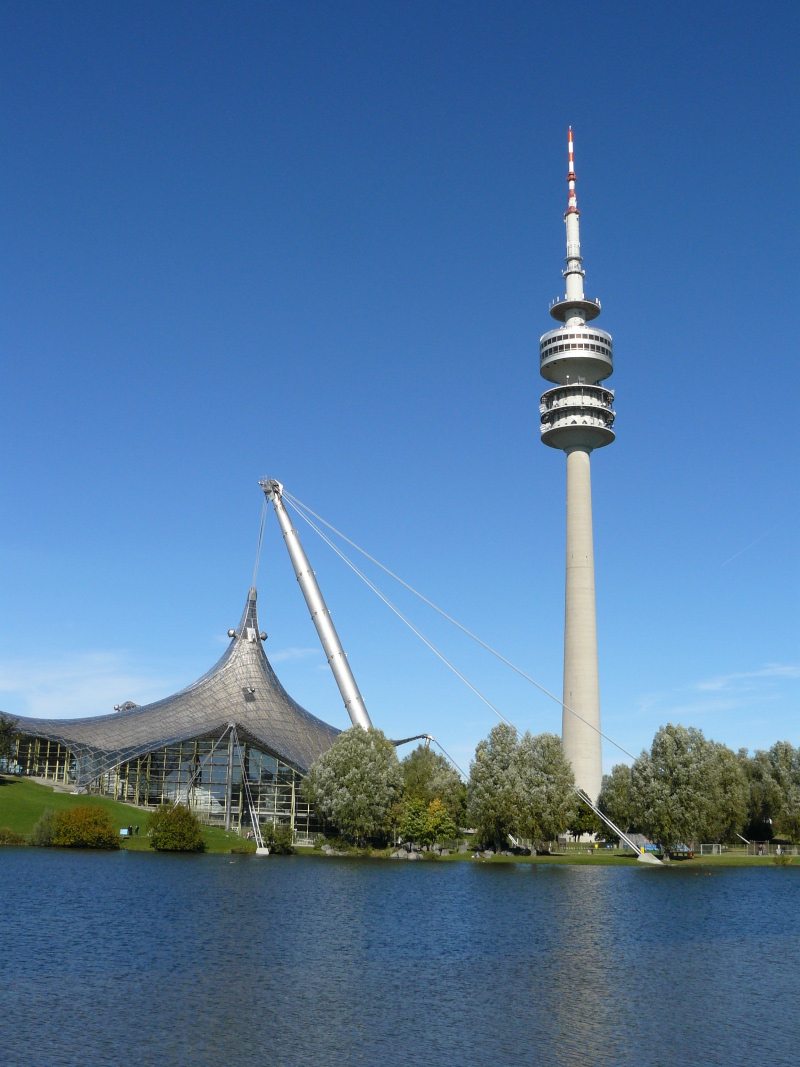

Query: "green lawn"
<box><xmin>0</xmin><ymin>774</ymin><xmax>245</xmax><ymax>853</ymax></box>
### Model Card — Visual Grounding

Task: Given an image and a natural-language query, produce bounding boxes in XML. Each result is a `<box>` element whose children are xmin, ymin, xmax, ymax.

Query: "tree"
<box><xmin>467</xmin><ymin>723</ymin><xmax>521</xmax><ymax>851</ymax></box>
<box><xmin>515</xmin><ymin>731</ymin><xmax>577</xmax><ymax>845</ymax></box>
<box><xmin>0</xmin><ymin>713</ymin><xmax>19</xmax><ymax>767</ymax></box>
<box><xmin>567</xmin><ymin>805</ymin><xmax>604</xmax><ymax>841</ymax></box>
<box><xmin>743</xmin><ymin>742</ymin><xmax>800</xmax><ymax>842</ymax></box>
<box><xmin>766</xmin><ymin>742</ymin><xmax>800</xmax><ymax>842</ymax></box>
<box><xmin>303</xmin><ymin>727</ymin><xmax>404</xmax><ymax>845</ymax></box>
<box><xmin>740</xmin><ymin>747</ymin><xmax>782</xmax><ymax>840</ymax></box>
<box><xmin>782</xmin><ymin>784</ymin><xmax>800</xmax><ymax>844</ymax></box>
<box><xmin>401</xmin><ymin>798</ymin><xmax>459</xmax><ymax>846</ymax></box>
<box><xmin>148</xmin><ymin>804</ymin><xmax>205</xmax><ymax>852</ymax></box>
<box><xmin>400</xmin><ymin>798</ymin><xmax>429</xmax><ymax>844</ymax></box>
<box><xmin>597</xmin><ymin>763</ymin><xmax>634</xmax><ymax>843</ymax></box>
<box><xmin>703</xmin><ymin>742</ymin><xmax>749</xmax><ymax>844</ymax></box>
<box><xmin>52</xmin><ymin>806</ymin><xmax>119</xmax><ymax>849</ymax></box>
<box><xmin>630</xmin><ymin>724</ymin><xmax>748</xmax><ymax>851</ymax></box>
<box><xmin>423</xmin><ymin>798</ymin><xmax>458</xmax><ymax>845</ymax></box>
<box><xmin>401</xmin><ymin>744</ymin><xmax>465</xmax><ymax>824</ymax></box>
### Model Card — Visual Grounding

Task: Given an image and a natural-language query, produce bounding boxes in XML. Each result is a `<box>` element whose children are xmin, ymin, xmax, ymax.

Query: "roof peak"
<box><xmin>235</xmin><ymin>586</ymin><xmax>263</xmax><ymax>642</ymax></box>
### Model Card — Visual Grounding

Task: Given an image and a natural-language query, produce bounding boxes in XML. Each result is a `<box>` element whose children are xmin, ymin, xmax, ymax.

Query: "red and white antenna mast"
<box><xmin>566</xmin><ymin>126</ymin><xmax>579</xmax><ymax>216</ymax></box>
<box><xmin>563</xmin><ymin>126</ymin><xmax>585</xmax><ymax>313</ymax></box>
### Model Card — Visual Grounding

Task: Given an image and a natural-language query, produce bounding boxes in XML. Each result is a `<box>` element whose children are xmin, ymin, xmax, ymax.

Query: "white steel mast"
<box><xmin>259</xmin><ymin>479</ymin><xmax>373</xmax><ymax>731</ymax></box>
<box><xmin>538</xmin><ymin>128</ymin><xmax>616</xmax><ymax>801</ymax></box>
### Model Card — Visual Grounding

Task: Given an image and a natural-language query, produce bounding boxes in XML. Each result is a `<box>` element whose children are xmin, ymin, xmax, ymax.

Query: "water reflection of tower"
<box><xmin>539</xmin><ymin>129</ymin><xmax>615</xmax><ymax>801</ymax></box>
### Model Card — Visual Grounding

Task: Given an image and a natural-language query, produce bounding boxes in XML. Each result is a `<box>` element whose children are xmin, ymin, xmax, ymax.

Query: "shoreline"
<box><xmin>1</xmin><ymin>842</ymin><xmax>794</xmax><ymax>867</ymax></box>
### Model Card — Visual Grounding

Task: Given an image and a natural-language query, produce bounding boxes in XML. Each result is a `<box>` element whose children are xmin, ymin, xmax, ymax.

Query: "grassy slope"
<box><xmin>0</xmin><ymin>775</ymin><xmax>243</xmax><ymax>853</ymax></box>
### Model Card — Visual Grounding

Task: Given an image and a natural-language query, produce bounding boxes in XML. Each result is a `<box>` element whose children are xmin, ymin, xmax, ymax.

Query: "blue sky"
<box><xmin>1</xmin><ymin>2</ymin><xmax>798</xmax><ymax>773</ymax></box>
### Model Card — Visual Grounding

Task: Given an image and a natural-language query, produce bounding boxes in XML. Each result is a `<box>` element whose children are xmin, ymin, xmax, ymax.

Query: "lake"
<box><xmin>1</xmin><ymin>851</ymin><xmax>798</xmax><ymax>1066</ymax></box>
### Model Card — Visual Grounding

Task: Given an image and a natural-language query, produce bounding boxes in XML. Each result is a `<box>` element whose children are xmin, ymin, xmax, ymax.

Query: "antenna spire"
<box><xmin>566</xmin><ymin>126</ymin><xmax>579</xmax><ymax>216</ymax></box>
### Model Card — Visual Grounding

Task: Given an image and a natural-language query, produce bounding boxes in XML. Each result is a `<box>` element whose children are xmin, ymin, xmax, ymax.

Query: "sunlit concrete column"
<box><xmin>562</xmin><ymin>446</ymin><xmax>603</xmax><ymax>801</ymax></box>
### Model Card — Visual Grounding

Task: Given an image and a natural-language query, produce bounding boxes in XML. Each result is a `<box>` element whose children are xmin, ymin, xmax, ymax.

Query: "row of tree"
<box><xmin>302</xmin><ymin>723</ymin><xmax>577</xmax><ymax>849</ymax></box>
<box><xmin>303</xmin><ymin>723</ymin><xmax>800</xmax><ymax>851</ymax></box>
<box><xmin>599</xmin><ymin>725</ymin><xmax>800</xmax><ymax>849</ymax></box>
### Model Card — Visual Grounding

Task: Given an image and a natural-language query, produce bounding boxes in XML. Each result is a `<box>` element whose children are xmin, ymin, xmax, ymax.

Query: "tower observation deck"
<box><xmin>540</xmin><ymin>128</ymin><xmax>614</xmax><ymax>801</ymax></box>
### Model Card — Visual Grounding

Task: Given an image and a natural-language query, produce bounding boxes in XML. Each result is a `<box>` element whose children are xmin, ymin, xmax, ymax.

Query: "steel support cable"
<box><xmin>283</xmin><ymin>490</ymin><xmax>637</xmax><ymax>764</ymax></box>
<box><xmin>282</xmin><ymin>501</ymin><xmax>651</xmax><ymax>855</ymax></box>
<box><xmin>252</xmin><ymin>495</ymin><xmax>268</xmax><ymax>589</ymax></box>
<box><xmin>429</xmin><ymin>737</ymin><xmax>468</xmax><ymax>781</ymax></box>
<box><xmin>394</xmin><ymin>733</ymin><xmax>469</xmax><ymax>781</ymax></box>
<box><xmin>282</xmin><ymin>503</ymin><xmax>518</xmax><ymax>732</ymax></box>
<box><xmin>170</xmin><ymin>725</ymin><xmax>233</xmax><ymax>809</ymax></box>
<box><xmin>232</xmin><ymin>727</ymin><xmax>265</xmax><ymax>850</ymax></box>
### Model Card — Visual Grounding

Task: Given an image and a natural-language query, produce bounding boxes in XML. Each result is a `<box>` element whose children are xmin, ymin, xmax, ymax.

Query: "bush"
<box><xmin>51</xmin><ymin>806</ymin><xmax>119</xmax><ymax>849</ymax></box>
<box><xmin>0</xmin><ymin>826</ymin><xmax>25</xmax><ymax>845</ymax></box>
<box><xmin>30</xmin><ymin>809</ymin><xmax>58</xmax><ymax>847</ymax></box>
<box><xmin>148</xmin><ymin>804</ymin><xmax>205</xmax><ymax>852</ymax></box>
<box><xmin>261</xmin><ymin>821</ymin><xmax>295</xmax><ymax>855</ymax></box>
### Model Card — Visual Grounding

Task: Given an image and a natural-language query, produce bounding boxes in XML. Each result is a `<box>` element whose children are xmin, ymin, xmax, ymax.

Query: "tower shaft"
<box><xmin>563</xmin><ymin>447</ymin><xmax>602</xmax><ymax>801</ymax></box>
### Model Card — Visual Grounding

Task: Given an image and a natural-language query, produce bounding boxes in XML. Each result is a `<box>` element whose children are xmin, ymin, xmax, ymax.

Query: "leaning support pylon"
<box><xmin>260</xmin><ymin>479</ymin><xmax>372</xmax><ymax>730</ymax></box>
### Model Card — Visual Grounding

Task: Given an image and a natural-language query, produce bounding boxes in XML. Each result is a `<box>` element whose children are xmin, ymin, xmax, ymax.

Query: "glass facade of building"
<box><xmin>9</xmin><ymin>587</ymin><xmax>336</xmax><ymax>842</ymax></box>
<box><xmin>12</xmin><ymin>731</ymin><xmax>320</xmax><ymax>839</ymax></box>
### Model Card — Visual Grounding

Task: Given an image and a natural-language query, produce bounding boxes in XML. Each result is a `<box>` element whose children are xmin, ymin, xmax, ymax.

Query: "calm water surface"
<box><xmin>1</xmin><ymin>851</ymin><xmax>798</xmax><ymax>1066</ymax></box>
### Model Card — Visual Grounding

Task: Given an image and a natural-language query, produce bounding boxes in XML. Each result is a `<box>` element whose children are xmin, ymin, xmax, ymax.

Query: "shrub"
<box><xmin>261</xmin><ymin>821</ymin><xmax>295</xmax><ymax>855</ymax></box>
<box><xmin>0</xmin><ymin>826</ymin><xmax>25</xmax><ymax>845</ymax></box>
<box><xmin>148</xmin><ymin>804</ymin><xmax>205</xmax><ymax>852</ymax></box>
<box><xmin>30</xmin><ymin>809</ymin><xmax>58</xmax><ymax>847</ymax></box>
<box><xmin>51</xmin><ymin>806</ymin><xmax>119</xmax><ymax>849</ymax></box>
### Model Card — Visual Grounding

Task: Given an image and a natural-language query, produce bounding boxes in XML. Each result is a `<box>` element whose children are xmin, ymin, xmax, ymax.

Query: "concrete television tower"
<box><xmin>539</xmin><ymin>128</ymin><xmax>615</xmax><ymax>801</ymax></box>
